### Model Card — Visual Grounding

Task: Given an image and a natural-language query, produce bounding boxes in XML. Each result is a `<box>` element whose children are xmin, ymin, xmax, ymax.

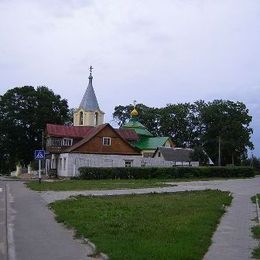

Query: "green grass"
<box><xmin>50</xmin><ymin>190</ymin><xmax>232</xmax><ymax>260</ymax></box>
<box><xmin>251</xmin><ymin>194</ymin><xmax>260</xmax><ymax>203</ymax></box>
<box><xmin>251</xmin><ymin>197</ymin><xmax>260</xmax><ymax>258</ymax></box>
<box><xmin>26</xmin><ymin>176</ymin><xmax>246</xmax><ymax>191</ymax></box>
<box><xmin>26</xmin><ymin>179</ymin><xmax>177</xmax><ymax>191</ymax></box>
<box><xmin>252</xmin><ymin>226</ymin><xmax>260</xmax><ymax>239</ymax></box>
<box><xmin>252</xmin><ymin>246</ymin><xmax>260</xmax><ymax>259</ymax></box>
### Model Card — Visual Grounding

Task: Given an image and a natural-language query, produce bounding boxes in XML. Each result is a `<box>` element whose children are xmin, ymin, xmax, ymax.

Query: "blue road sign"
<box><xmin>34</xmin><ymin>150</ymin><xmax>45</xmax><ymax>160</ymax></box>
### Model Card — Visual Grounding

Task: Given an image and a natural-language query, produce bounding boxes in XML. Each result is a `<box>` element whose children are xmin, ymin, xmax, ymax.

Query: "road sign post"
<box><xmin>34</xmin><ymin>150</ymin><xmax>45</xmax><ymax>184</ymax></box>
<box><xmin>38</xmin><ymin>160</ymin><xmax>41</xmax><ymax>184</ymax></box>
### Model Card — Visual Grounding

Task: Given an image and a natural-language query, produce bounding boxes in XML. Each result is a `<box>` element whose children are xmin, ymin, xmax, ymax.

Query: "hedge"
<box><xmin>78</xmin><ymin>166</ymin><xmax>255</xmax><ymax>180</ymax></box>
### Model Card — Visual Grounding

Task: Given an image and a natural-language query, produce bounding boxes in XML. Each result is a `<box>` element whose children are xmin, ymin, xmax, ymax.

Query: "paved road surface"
<box><xmin>0</xmin><ymin>180</ymin><xmax>93</xmax><ymax>260</ymax></box>
<box><xmin>1</xmin><ymin>177</ymin><xmax>260</xmax><ymax>260</ymax></box>
<box><xmin>0</xmin><ymin>183</ymin><xmax>8</xmax><ymax>260</ymax></box>
<box><xmin>41</xmin><ymin>177</ymin><xmax>260</xmax><ymax>260</ymax></box>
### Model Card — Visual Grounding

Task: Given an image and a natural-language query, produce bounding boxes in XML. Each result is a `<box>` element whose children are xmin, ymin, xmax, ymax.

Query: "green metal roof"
<box><xmin>134</xmin><ymin>136</ymin><xmax>170</xmax><ymax>150</ymax></box>
<box><xmin>122</xmin><ymin>118</ymin><xmax>153</xmax><ymax>137</ymax></box>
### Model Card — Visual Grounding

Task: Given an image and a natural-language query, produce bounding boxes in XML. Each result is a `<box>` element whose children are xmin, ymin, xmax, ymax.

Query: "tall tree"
<box><xmin>0</xmin><ymin>86</ymin><xmax>69</xmax><ymax>173</ymax></box>
<box><xmin>113</xmin><ymin>100</ymin><xmax>253</xmax><ymax>165</ymax></box>
<box><xmin>196</xmin><ymin>100</ymin><xmax>253</xmax><ymax>165</ymax></box>
<box><xmin>159</xmin><ymin>103</ymin><xmax>195</xmax><ymax>147</ymax></box>
<box><xmin>113</xmin><ymin>103</ymin><xmax>160</xmax><ymax>136</ymax></box>
<box><xmin>113</xmin><ymin>105</ymin><xmax>133</xmax><ymax>127</ymax></box>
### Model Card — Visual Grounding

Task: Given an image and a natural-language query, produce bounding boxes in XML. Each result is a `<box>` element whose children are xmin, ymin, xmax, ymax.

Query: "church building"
<box><xmin>73</xmin><ymin>66</ymin><xmax>105</xmax><ymax>127</ymax></box>
<box><xmin>122</xmin><ymin>108</ymin><xmax>174</xmax><ymax>157</ymax></box>
<box><xmin>45</xmin><ymin>67</ymin><xmax>196</xmax><ymax>177</ymax></box>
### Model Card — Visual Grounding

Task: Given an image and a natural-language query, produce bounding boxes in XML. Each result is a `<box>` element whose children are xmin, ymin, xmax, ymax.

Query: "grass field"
<box><xmin>250</xmin><ymin>195</ymin><xmax>260</xmax><ymax>258</ymax></box>
<box><xmin>26</xmin><ymin>177</ymin><xmax>242</xmax><ymax>191</ymax></box>
<box><xmin>252</xmin><ymin>226</ymin><xmax>260</xmax><ymax>259</ymax></box>
<box><xmin>26</xmin><ymin>179</ymin><xmax>176</xmax><ymax>191</ymax></box>
<box><xmin>50</xmin><ymin>190</ymin><xmax>232</xmax><ymax>259</ymax></box>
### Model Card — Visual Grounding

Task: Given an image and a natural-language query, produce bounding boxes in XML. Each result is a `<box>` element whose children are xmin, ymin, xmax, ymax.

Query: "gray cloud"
<box><xmin>0</xmin><ymin>0</ymin><xmax>259</xmax><ymax>155</ymax></box>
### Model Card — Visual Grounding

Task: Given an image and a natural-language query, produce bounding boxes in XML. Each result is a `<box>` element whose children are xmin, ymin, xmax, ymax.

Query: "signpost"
<box><xmin>34</xmin><ymin>150</ymin><xmax>45</xmax><ymax>183</ymax></box>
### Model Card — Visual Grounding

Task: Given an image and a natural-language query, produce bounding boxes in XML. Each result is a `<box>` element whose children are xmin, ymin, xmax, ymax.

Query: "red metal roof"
<box><xmin>116</xmin><ymin>129</ymin><xmax>139</xmax><ymax>141</ymax></box>
<box><xmin>46</xmin><ymin>124</ymin><xmax>139</xmax><ymax>142</ymax></box>
<box><xmin>64</xmin><ymin>123</ymin><xmax>141</xmax><ymax>153</ymax></box>
<box><xmin>46</xmin><ymin>124</ymin><xmax>94</xmax><ymax>138</ymax></box>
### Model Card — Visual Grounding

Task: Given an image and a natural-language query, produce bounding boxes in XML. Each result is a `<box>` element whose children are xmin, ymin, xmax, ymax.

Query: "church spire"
<box><xmin>89</xmin><ymin>65</ymin><xmax>93</xmax><ymax>78</ymax></box>
<box><xmin>73</xmin><ymin>66</ymin><xmax>105</xmax><ymax>127</ymax></box>
<box><xmin>79</xmin><ymin>66</ymin><xmax>100</xmax><ymax>111</ymax></box>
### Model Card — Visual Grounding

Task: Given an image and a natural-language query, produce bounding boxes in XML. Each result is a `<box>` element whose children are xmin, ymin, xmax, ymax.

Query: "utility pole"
<box><xmin>250</xmin><ymin>153</ymin><xmax>254</xmax><ymax>167</ymax></box>
<box><xmin>218</xmin><ymin>136</ymin><xmax>221</xmax><ymax>166</ymax></box>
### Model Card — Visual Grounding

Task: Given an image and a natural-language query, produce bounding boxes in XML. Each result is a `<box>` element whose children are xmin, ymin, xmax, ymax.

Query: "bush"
<box><xmin>78</xmin><ymin>166</ymin><xmax>255</xmax><ymax>180</ymax></box>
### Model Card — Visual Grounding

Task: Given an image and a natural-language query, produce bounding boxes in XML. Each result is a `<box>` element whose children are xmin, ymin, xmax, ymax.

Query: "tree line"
<box><xmin>0</xmin><ymin>85</ymin><xmax>256</xmax><ymax>173</ymax></box>
<box><xmin>113</xmin><ymin>100</ymin><xmax>254</xmax><ymax>165</ymax></box>
<box><xmin>0</xmin><ymin>86</ymin><xmax>69</xmax><ymax>174</ymax></box>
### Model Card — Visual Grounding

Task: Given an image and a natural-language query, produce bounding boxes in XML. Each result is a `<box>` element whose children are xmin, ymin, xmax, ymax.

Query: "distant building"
<box><xmin>45</xmin><ymin>67</ymin><xmax>198</xmax><ymax>177</ymax></box>
<box><xmin>153</xmin><ymin>147</ymin><xmax>199</xmax><ymax>167</ymax></box>
<box><xmin>121</xmin><ymin>108</ymin><xmax>174</xmax><ymax>157</ymax></box>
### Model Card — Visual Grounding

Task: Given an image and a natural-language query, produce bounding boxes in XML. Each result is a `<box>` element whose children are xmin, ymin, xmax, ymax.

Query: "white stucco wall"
<box><xmin>57</xmin><ymin>153</ymin><xmax>142</xmax><ymax>177</ymax></box>
<box><xmin>142</xmin><ymin>158</ymin><xmax>199</xmax><ymax>167</ymax></box>
<box><xmin>56</xmin><ymin>153</ymin><xmax>200</xmax><ymax>177</ymax></box>
<box><xmin>57</xmin><ymin>153</ymin><xmax>70</xmax><ymax>177</ymax></box>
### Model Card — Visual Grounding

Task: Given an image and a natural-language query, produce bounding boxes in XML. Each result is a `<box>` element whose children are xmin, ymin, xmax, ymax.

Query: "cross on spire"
<box><xmin>89</xmin><ymin>65</ymin><xmax>93</xmax><ymax>76</ymax></box>
<box><xmin>133</xmin><ymin>100</ymin><xmax>137</xmax><ymax>107</ymax></box>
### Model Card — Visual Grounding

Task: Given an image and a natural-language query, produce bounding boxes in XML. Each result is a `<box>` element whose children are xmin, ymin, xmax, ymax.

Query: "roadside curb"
<box><xmin>83</xmin><ymin>238</ymin><xmax>109</xmax><ymax>259</ymax></box>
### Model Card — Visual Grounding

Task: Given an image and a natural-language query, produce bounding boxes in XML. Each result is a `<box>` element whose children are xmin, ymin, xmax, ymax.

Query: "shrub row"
<box><xmin>78</xmin><ymin>166</ymin><xmax>255</xmax><ymax>180</ymax></box>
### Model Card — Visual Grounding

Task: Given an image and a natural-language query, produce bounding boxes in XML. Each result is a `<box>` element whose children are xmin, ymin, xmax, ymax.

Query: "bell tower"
<box><xmin>73</xmin><ymin>66</ymin><xmax>105</xmax><ymax>126</ymax></box>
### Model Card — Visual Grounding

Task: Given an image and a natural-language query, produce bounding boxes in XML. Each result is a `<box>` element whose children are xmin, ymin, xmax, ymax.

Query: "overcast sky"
<box><xmin>0</xmin><ymin>0</ymin><xmax>259</xmax><ymax>156</ymax></box>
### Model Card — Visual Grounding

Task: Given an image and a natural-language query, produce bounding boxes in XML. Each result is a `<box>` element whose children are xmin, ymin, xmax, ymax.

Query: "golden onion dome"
<box><xmin>131</xmin><ymin>108</ymin><xmax>139</xmax><ymax>117</ymax></box>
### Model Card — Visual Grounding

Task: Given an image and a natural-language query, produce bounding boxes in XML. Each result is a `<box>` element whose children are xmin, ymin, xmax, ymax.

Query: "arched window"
<box><xmin>79</xmin><ymin>111</ymin><xmax>83</xmax><ymax>125</ymax></box>
<box><xmin>95</xmin><ymin>112</ymin><xmax>98</xmax><ymax>126</ymax></box>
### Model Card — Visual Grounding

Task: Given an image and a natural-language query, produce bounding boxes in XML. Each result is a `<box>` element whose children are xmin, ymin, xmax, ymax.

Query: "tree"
<box><xmin>196</xmin><ymin>100</ymin><xmax>253</xmax><ymax>165</ymax></box>
<box><xmin>114</xmin><ymin>103</ymin><xmax>198</xmax><ymax>146</ymax></box>
<box><xmin>0</xmin><ymin>86</ymin><xmax>69</xmax><ymax>173</ymax></box>
<box><xmin>190</xmin><ymin>146</ymin><xmax>211</xmax><ymax>165</ymax></box>
<box><xmin>113</xmin><ymin>99</ymin><xmax>253</xmax><ymax>165</ymax></box>
<box><xmin>159</xmin><ymin>103</ymin><xmax>195</xmax><ymax>147</ymax></box>
<box><xmin>113</xmin><ymin>103</ymin><xmax>161</xmax><ymax>135</ymax></box>
<box><xmin>113</xmin><ymin>105</ymin><xmax>133</xmax><ymax>127</ymax></box>
<box><xmin>66</xmin><ymin>108</ymin><xmax>76</xmax><ymax>126</ymax></box>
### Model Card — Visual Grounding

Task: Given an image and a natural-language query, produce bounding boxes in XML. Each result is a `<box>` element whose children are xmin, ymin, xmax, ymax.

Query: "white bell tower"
<box><xmin>73</xmin><ymin>66</ymin><xmax>105</xmax><ymax>126</ymax></box>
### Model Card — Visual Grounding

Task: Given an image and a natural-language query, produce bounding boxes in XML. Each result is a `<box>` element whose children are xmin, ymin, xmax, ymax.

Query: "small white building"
<box><xmin>153</xmin><ymin>147</ymin><xmax>199</xmax><ymax>167</ymax></box>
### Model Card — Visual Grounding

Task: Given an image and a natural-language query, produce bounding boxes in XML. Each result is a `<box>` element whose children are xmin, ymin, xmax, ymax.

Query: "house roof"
<box><xmin>64</xmin><ymin>124</ymin><xmax>107</xmax><ymax>152</ymax></box>
<box><xmin>47</xmin><ymin>123</ymin><xmax>139</xmax><ymax>141</ymax></box>
<box><xmin>135</xmin><ymin>137</ymin><xmax>170</xmax><ymax>150</ymax></box>
<box><xmin>79</xmin><ymin>74</ymin><xmax>103</xmax><ymax>112</ymax></box>
<box><xmin>64</xmin><ymin>123</ymin><xmax>141</xmax><ymax>153</ymax></box>
<box><xmin>154</xmin><ymin>147</ymin><xmax>193</xmax><ymax>162</ymax></box>
<box><xmin>116</xmin><ymin>128</ymin><xmax>139</xmax><ymax>141</ymax></box>
<box><xmin>46</xmin><ymin>124</ymin><xmax>94</xmax><ymax>138</ymax></box>
<box><xmin>122</xmin><ymin>118</ymin><xmax>153</xmax><ymax>137</ymax></box>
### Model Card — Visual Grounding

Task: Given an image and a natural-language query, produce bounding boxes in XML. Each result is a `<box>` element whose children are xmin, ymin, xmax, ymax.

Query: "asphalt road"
<box><xmin>0</xmin><ymin>182</ymin><xmax>8</xmax><ymax>260</ymax></box>
<box><xmin>0</xmin><ymin>180</ymin><xmax>92</xmax><ymax>260</ymax></box>
<box><xmin>1</xmin><ymin>177</ymin><xmax>259</xmax><ymax>260</ymax></box>
<box><xmin>41</xmin><ymin>177</ymin><xmax>260</xmax><ymax>260</ymax></box>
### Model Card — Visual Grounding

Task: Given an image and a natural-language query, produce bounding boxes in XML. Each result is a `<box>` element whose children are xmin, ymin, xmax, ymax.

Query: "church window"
<box><xmin>102</xmin><ymin>137</ymin><xmax>111</xmax><ymax>146</ymax></box>
<box><xmin>79</xmin><ymin>111</ymin><xmax>83</xmax><ymax>125</ymax></box>
<box><xmin>95</xmin><ymin>112</ymin><xmax>98</xmax><ymax>126</ymax></box>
